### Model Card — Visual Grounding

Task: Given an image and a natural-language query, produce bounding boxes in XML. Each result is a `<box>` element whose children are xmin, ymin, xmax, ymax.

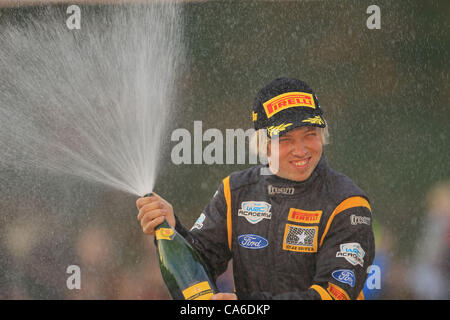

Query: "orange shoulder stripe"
<box><xmin>319</xmin><ymin>196</ymin><xmax>371</xmax><ymax>247</ymax></box>
<box><xmin>357</xmin><ymin>290</ymin><xmax>365</xmax><ymax>300</ymax></box>
<box><xmin>223</xmin><ymin>176</ymin><xmax>232</xmax><ymax>251</ymax></box>
<box><xmin>310</xmin><ymin>284</ymin><xmax>333</xmax><ymax>300</ymax></box>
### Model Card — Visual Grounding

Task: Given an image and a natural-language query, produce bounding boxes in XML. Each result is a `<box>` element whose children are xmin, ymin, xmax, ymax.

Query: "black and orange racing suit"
<box><xmin>174</xmin><ymin>154</ymin><xmax>375</xmax><ymax>300</ymax></box>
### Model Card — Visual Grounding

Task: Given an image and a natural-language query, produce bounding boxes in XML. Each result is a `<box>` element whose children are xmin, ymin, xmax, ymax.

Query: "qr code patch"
<box><xmin>283</xmin><ymin>224</ymin><xmax>318</xmax><ymax>252</ymax></box>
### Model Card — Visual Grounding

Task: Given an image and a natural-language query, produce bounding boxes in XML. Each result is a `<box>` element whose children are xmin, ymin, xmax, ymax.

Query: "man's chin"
<box><xmin>275</xmin><ymin>170</ymin><xmax>312</xmax><ymax>182</ymax></box>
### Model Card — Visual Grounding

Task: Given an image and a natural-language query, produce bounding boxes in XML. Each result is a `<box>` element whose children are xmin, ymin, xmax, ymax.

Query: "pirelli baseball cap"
<box><xmin>252</xmin><ymin>78</ymin><xmax>326</xmax><ymax>137</ymax></box>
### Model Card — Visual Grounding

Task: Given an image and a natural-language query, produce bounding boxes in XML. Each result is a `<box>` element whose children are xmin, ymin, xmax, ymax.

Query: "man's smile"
<box><xmin>290</xmin><ymin>157</ymin><xmax>311</xmax><ymax>169</ymax></box>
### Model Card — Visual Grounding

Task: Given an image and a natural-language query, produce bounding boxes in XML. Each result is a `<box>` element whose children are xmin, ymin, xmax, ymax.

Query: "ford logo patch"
<box><xmin>331</xmin><ymin>269</ymin><xmax>355</xmax><ymax>287</ymax></box>
<box><xmin>238</xmin><ymin>234</ymin><xmax>268</xmax><ymax>249</ymax></box>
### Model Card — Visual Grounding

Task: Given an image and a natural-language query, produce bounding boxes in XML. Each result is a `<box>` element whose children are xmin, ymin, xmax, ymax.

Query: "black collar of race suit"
<box><xmin>261</xmin><ymin>153</ymin><xmax>328</xmax><ymax>196</ymax></box>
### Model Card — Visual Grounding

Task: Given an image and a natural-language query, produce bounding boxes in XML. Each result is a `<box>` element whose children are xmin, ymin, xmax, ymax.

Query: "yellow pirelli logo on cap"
<box><xmin>263</xmin><ymin>92</ymin><xmax>315</xmax><ymax>118</ymax></box>
<box><xmin>182</xmin><ymin>281</ymin><xmax>214</xmax><ymax>300</ymax></box>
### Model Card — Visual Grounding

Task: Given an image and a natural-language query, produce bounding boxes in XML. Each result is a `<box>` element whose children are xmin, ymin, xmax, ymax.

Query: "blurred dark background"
<box><xmin>0</xmin><ymin>0</ymin><xmax>448</xmax><ymax>299</ymax></box>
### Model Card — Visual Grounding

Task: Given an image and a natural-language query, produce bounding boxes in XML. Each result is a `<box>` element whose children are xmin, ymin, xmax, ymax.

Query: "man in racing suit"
<box><xmin>137</xmin><ymin>78</ymin><xmax>375</xmax><ymax>300</ymax></box>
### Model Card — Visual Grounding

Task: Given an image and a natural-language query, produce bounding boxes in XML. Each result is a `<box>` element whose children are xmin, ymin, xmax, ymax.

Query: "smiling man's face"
<box><xmin>267</xmin><ymin>126</ymin><xmax>323</xmax><ymax>182</ymax></box>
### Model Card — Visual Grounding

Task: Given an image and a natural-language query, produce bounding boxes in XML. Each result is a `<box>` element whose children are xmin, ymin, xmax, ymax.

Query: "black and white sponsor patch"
<box><xmin>268</xmin><ymin>185</ymin><xmax>295</xmax><ymax>195</ymax></box>
<box><xmin>350</xmin><ymin>214</ymin><xmax>371</xmax><ymax>226</ymax></box>
<box><xmin>282</xmin><ymin>224</ymin><xmax>318</xmax><ymax>253</ymax></box>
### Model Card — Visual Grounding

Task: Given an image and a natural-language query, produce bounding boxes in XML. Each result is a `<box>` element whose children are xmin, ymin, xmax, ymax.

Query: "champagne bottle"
<box><xmin>143</xmin><ymin>193</ymin><xmax>218</xmax><ymax>300</ymax></box>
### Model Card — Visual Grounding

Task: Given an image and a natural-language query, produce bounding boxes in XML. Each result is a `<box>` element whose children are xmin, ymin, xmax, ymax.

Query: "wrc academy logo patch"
<box><xmin>336</xmin><ymin>243</ymin><xmax>365</xmax><ymax>267</ymax></box>
<box><xmin>238</xmin><ymin>201</ymin><xmax>272</xmax><ymax>224</ymax></box>
<box><xmin>190</xmin><ymin>213</ymin><xmax>206</xmax><ymax>231</ymax></box>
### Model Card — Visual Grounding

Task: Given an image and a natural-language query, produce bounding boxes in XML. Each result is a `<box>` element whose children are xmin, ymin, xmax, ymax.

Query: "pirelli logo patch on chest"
<box><xmin>288</xmin><ymin>208</ymin><xmax>322</xmax><ymax>224</ymax></box>
<box><xmin>282</xmin><ymin>224</ymin><xmax>318</xmax><ymax>253</ymax></box>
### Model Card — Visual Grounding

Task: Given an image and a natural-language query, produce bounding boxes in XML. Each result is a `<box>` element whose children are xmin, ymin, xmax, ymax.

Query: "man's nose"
<box><xmin>291</xmin><ymin>142</ymin><xmax>307</xmax><ymax>157</ymax></box>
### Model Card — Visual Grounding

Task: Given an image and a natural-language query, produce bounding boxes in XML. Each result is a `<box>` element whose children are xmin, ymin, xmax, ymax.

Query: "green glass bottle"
<box><xmin>143</xmin><ymin>193</ymin><xmax>218</xmax><ymax>300</ymax></box>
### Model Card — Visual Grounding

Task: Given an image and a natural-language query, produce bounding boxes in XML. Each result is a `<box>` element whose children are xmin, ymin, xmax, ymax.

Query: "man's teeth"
<box><xmin>294</xmin><ymin>159</ymin><xmax>308</xmax><ymax>167</ymax></box>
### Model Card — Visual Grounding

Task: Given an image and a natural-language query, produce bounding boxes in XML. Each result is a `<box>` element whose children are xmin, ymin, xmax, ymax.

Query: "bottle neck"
<box><xmin>155</xmin><ymin>217</ymin><xmax>172</xmax><ymax>230</ymax></box>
